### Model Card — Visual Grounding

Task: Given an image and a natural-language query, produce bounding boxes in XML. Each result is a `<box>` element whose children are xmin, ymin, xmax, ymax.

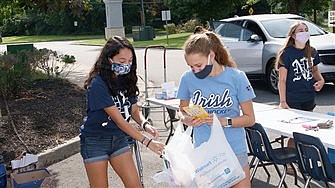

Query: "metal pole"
<box><xmin>333</xmin><ymin>0</ymin><xmax>335</xmax><ymax>33</ymax></box>
<box><xmin>140</xmin><ymin>0</ymin><xmax>146</xmax><ymax>26</ymax></box>
<box><xmin>166</xmin><ymin>20</ymin><xmax>169</xmax><ymax>46</ymax></box>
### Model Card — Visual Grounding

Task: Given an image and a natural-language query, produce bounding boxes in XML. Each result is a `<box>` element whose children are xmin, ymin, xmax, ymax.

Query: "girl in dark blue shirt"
<box><xmin>275</xmin><ymin>22</ymin><xmax>325</xmax><ymax>168</ymax></box>
<box><xmin>80</xmin><ymin>36</ymin><xmax>165</xmax><ymax>187</ymax></box>
<box><xmin>276</xmin><ymin>21</ymin><xmax>324</xmax><ymax>111</ymax></box>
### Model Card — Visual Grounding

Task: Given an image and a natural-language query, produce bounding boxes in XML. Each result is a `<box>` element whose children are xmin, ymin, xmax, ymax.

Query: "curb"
<box><xmin>37</xmin><ymin>136</ymin><xmax>80</xmax><ymax>168</ymax></box>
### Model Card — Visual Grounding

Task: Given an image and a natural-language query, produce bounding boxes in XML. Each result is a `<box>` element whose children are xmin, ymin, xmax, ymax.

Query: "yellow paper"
<box><xmin>183</xmin><ymin>105</ymin><xmax>209</xmax><ymax>119</ymax></box>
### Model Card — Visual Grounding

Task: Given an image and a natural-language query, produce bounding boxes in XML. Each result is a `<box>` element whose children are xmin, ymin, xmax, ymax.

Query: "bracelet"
<box><xmin>141</xmin><ymin>121</ymin><xmax>150</xmax><ymax>130</ymax></box>
<box><xmin>140</xmin><ymin>136</ymin><xmax>147</xmax><ymax>144</ymax></box>
<box><xmin>146</xmin><ymin>138</ymin><xmax>153</xmax><ymax>147</ymax></box>
<box><xmin>280</xmin><ymin>101</ymin><xmax>286</xmax><ymax>103</ymax></box>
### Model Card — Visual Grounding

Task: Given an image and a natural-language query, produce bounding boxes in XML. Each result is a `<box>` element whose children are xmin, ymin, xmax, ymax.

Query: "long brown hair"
<box><xmin>183</xmin><ymin>31</ymin><xmax>236</xmax><ymax>68</ymax></box>
<box><xmin>84</xmin><ymin>36</ymin><xmax>139</xmax><ymax>97</ymax></box>
<box><xmin>275</xmin><ymin>21</ymin><xmax>315</xmax><ymax>70</ymax></box>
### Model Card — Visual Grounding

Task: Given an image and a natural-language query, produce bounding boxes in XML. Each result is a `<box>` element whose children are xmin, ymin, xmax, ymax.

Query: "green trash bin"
<box><xmin>7</xmin><ymin>43</ymin><xmax>34</xmax><ymax>54</ymax></box>
<box><xmin>132</xmin><ymin>26</ymin><xmax>141</xmax><ymax>41</ymax></box>
<box><xmin>132</xmin><ymin>26</ymin><xmax>154</xmax><ymax>41</ymax></box>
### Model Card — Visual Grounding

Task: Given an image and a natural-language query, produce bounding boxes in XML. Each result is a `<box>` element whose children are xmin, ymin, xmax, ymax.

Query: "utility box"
<box><xmin>132</xmin><ymin>26</ymin><xmax>154</xmax><ymax>41</ymax></box>
<box><xmin>7</xmin><ymin>43</ymin><xmax>34</xmax><ymax>54</ymax></box>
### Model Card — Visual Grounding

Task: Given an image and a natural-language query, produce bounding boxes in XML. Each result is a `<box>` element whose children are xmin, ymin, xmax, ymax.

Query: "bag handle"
<box><xmin>208</xmin><ymin>114</ymin><xmax>226</xmax><ymax>143</ymax></box>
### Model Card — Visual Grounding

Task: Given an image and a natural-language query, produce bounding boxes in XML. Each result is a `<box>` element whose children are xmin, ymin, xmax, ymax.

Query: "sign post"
<box><xmin>329</xmin><ymin>10</ymin><xmax>335</xmax><ymax>33</ymax></box>
<box><xmin>161</xmin><ymin>10</ymin><xmax>171</xmax><ymax>45</ymax></box>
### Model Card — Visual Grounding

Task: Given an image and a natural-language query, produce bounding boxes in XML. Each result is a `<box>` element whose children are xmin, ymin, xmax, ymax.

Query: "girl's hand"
<box><xmin>278</xmin><ymin>101</ymin><xmax>290</xmax><ymax>109</ymax></box>
<box><xmin>147</xmin><ymin>139</ymin><xmax>165</xmax><ymax>156</ymax></box>
<box><xmin>144</xmin><ymin>123</ymin><xmax>159</xmax><ymax>140</ymax></box>
<box><xmin>313</xmin><ymin>80</ymin><xmax>324</xmax><ymax>92</ymax></box>
<box><xmin>201</xmin><ymin>113</ymin><xmax>214</xmax><ymax>126</ymax></box>
<box><xmin>180</xmin><ymin>114</ymin><xmax>203</xmax><ymax>126</ymax></box>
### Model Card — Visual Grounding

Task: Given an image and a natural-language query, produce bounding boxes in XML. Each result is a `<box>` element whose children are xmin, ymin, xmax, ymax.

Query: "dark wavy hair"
<box><xmin>84</xmin><ymin>36</ymin><xmax>139</xmax><ymax>97</ymax></box>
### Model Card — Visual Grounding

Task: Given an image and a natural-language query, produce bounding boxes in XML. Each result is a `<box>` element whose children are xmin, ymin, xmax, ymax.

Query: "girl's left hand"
<box><xmin>201</xmin><ymin>113</ymin><xmax>214</xmax><ymax>126</ymax></box>
<box><xmin>144</xmin><ymin>124</ymin><xmax>159</xmax><ymax>139</ymax></box>
<box><xmin>313</xmin><ymin>80</ymin><xmax>324</xmax><ymax>92</ymax></box>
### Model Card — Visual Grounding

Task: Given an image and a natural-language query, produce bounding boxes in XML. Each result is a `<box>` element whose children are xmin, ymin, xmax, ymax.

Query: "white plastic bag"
<box><xmin>154</xmin><ymin>114</ymin><xmax>245</xmax><ymax>187</ymax></box>
<box><xmin>190</xmin><ymin>114</ymin><xmax>245</xmax><ymax>187</ymax></box>
<box><xmin>153</xmin><ymin>123</ymin><xmax>195</xmax><ymax>187</ymax></box>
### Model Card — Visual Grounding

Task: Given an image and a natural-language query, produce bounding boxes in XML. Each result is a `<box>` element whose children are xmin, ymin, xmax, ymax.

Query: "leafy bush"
<box><xmin>0</xmin><ymin>48</ymin><xmax>76</xmax><ymax>98</ymax></box>
<box><xmin>164</xmin><ymin>23</ymin><xmax>178</xmax><ymax>34</ymax></box>
<box><xmin>0</xmin><ymin>51</ymin><xmax>33</xmax><ymax>97</ymax></box>
<box><xmin>181</xmin><ymin>19</ymin><xmax>202</xmax><ymax>33</ymax></box>
<box><xmin>31</xmin><ymin>48</ymin><xmax>76</xmax><ymax>78</ymax></box>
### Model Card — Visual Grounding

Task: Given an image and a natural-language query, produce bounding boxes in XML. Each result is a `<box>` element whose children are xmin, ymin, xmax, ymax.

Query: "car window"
<box><xmin>261</xmin><ymin>18</ymin><xmax>326</xmax><ymax>38</ymax></box>
<box><xmin>214</xmin><ymin>21</ymin><xmax>243</xmax><ymax>41</ymax></box>
<box><xmin>242</xmin><ymin>21</ymin><xmax>265</xmax><ymax>41</ymax></box>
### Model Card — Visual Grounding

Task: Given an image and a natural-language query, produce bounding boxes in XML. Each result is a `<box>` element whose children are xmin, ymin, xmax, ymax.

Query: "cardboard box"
<box><xmin>11</xmin><ymin>168</ymin><xmax>51</xmax><ymax>188</ymax></box>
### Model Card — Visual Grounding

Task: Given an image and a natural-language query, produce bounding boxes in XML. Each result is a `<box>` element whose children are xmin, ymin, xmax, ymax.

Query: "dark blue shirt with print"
<box><xmin>80</xmin><ymin>75</ymin><xmax>137</xmax><ymax>136</ymax></box>
<box><xmin>279</xmin><ymin>46</ymin><xmax>320</xmax><ymax>103</ymax></box>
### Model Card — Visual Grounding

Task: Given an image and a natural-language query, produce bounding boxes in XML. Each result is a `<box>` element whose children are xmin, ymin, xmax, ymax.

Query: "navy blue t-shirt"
<box><xmin>279</xmin><ymin>46</ymin><xmax>320</xmax><ymax>103</ymax></box>
<box><xmin>80</xmin><ymin>75</ymin><xmax>137</xmax><ymax>136</ymax></box>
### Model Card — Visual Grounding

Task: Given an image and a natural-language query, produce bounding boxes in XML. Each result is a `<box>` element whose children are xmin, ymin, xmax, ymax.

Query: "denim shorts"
<box><xmin>80</xmin><ymin>133</ymin><xmax>134</xmax><ymax>163</ymax></box>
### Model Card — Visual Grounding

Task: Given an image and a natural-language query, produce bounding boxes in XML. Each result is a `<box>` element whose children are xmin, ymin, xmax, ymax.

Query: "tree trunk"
<box><xmin>287</xmin><ymin>0</ymin><xmax>305</xmax><ymax>14</ymax></box>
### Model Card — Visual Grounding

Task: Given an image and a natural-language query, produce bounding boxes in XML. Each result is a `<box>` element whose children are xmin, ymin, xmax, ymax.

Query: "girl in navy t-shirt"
<box><xmin>80</xmin><ymin>36</ymin><xmax>165</xmax><ymax>187</ymax></box>
<box><xmin>276</xmin><ymin>21</ymin><xmax>325</xmax><ymax>111</ymax></box>
<box><xmin>275</xmin><ymin>22</ymin><xmax>325</xmax><ymax>163</ymax></box>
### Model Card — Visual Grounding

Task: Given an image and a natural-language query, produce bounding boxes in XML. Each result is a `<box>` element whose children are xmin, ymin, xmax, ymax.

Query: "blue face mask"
<box><xmin>111</xmin><ymin>61</ymin><xmax>132</xmax><ymax>75</ymax></box>
<box><xmin>194</xmin><ymin>55</ymin><xmax>213</xmax><ymax>79</ymax></box>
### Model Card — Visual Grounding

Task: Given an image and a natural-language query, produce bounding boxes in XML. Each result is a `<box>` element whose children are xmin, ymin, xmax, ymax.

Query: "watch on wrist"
<box><xmin>226</xmin><ymin>117</ymin><xmax>232</xmax><ymax>127</ymax></box>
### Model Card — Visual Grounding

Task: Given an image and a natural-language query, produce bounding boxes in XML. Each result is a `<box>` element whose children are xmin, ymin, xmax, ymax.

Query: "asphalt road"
<box><xmin>1</xmin><ymin>41</ymin><xmax>334</xmax><ymax>187</ymax></box>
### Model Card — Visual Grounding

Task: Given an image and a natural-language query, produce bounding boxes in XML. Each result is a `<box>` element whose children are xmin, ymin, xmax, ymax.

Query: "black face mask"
<box><xmin>194</xmin><ymin>65</ymin><xmax>213</xmax><ymax>79</ymax></box>
<box><xmin>194</xmin><ymin>54</ymin><xmax>213</xmax><ymax>79</ymax></box>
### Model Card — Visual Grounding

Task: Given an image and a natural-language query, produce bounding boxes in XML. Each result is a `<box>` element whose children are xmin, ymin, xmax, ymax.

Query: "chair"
<box><xmin>246</xmin><ymin>130</ymin><xmax>272</xmax><ymax>181</ymax></box>
<box><xmin>164</xmin><ymin>108</ymin><xmax>180</xmax><ymax>144</ymax></box>
<box><xmin>245</xmin><ymin>123</ymin><xmax>298</xmax><ymax>188</ymax></box>
<box><xmin>293</xmin><ymin>132</ymin><xmax>335</xmax><ymax>188</ymax></box>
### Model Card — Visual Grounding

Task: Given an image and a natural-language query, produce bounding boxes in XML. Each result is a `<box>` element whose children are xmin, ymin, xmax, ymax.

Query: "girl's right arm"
<box><xmin>104</xmin><ymin>106</ymin><xmax>165</xmax><ymax>155</ymax></box>
<box><xmin>278</xmin><ymin>66</ymin><xmax>290</xmax><ymax>109</ymax></box>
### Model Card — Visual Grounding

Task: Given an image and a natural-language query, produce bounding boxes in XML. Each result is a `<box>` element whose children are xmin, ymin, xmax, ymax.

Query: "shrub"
<box><xmin>165</xmin><ymin>23</ymin><xmax>178</xmax><ymax>34</ymax></box>
<box><xmin>181</xmin><ymin>19</ymin><xmax>202</xmax><ymax>33</ymax></box>
<box><xmin>0</xmin><ymin>51</ymin><xmax>33</xmax><ymax>97</ymax></box>
<box><xmin>0</xmin><ymin>48</ymin><xmax>76</xmax><ymax>98</ymax></box>
<box><xmin>31</xmin><ymin>48</ymin><xmax>76</xmax><ymax>78</ymax></box>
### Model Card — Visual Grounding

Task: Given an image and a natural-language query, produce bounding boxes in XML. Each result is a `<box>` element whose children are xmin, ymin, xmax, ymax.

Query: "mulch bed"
<box><xmin>0</xmin><ymin>78</ymin><xmax>86</xmax><ymax>166</ymax></box>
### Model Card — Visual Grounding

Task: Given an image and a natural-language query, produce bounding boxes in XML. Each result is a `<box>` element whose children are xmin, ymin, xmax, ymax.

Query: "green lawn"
<box><xmin>1</xmin><ymin>33</ymin><xmax>192</xmax><ymax>49</ymax></box>
<box><xmin>74</xmin><ymin>32</ymin><xmax>191</xmax><ymax>48</ymax></box>
<box><xmin>2</xmin><ymin>35</ymin><xmax>104</xmax><ymax>44</ymax></box>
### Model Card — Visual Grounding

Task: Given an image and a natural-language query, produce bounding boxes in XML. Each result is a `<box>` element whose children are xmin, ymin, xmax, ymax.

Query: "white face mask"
<box><xmin>295</xmin><ymin>32</ymin><xmax>310</xmax><ymax>44</ymax></box>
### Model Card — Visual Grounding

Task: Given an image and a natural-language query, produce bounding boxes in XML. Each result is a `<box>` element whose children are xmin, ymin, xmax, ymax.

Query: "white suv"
<box><xmin>212</xmin><ymin>14</ymin><xmax>335</xmax><ymax>93</ymax></box>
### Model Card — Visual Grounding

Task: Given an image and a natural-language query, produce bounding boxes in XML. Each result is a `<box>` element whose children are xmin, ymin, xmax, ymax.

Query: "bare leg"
<box><xmin>84</xmin><ymin>160</ymin><xmax>109</xmax><ymax>188</ymax></box>
<box><xmin>110</xmin><ymin>151</ymin><xmax>141</xmax><ymax>188</ymax></box>
<box><xmin>287</xmin><ymin>138</ymin><xmax>295</xmax><ymax>148</ymax></box>
<box><xmin>232</xmin><ymin>165</ymin><xmax>251</xmax><ymax>188</ymax></box>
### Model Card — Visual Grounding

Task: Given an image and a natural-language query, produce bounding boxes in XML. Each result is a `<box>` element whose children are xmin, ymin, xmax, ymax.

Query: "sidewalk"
<box><xmin>46</xmin><ymin>110</ymin><xmax>334</xmax><ymax>188</ymax></box>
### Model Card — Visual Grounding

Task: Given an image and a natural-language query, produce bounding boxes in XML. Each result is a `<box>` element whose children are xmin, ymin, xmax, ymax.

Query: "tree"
<box><xmin>0</xmin><ymin>0</ymin><xmax>94</xmax><ymax>21</ymax></box>
<box><xmin>267</xmin><ymin>0</ymin><xmax>331</xmax><ymax>15</ymax></box>
<box><xmin>163</xmin><ymin>0</ymin><xmax>248</xmax><ymax>24</ymax></box>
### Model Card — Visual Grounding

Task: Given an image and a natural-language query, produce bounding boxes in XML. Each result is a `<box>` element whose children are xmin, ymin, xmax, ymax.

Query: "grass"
<box><xmin>1</xmin><ymin>33</ymin><xmax>192</xmax><ymax>49</ymax></box>
<box><xmin>1</xmin><ymin>35</ymin><xmax>104</xmax><ymax>44</ymax></box>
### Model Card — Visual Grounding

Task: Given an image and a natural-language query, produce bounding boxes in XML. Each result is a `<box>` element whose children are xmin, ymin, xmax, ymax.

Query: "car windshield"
<box><xmin>261</xmin><ymin>18</ymin><xmax>326</xmax><ymax>38</ymax></box>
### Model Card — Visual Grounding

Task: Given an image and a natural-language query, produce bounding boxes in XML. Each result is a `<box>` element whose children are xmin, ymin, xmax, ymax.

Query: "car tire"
<box><xmin>266</xmin><ymin>60</ymin><xmax>279</xmax><ymax>94</ymax></box>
